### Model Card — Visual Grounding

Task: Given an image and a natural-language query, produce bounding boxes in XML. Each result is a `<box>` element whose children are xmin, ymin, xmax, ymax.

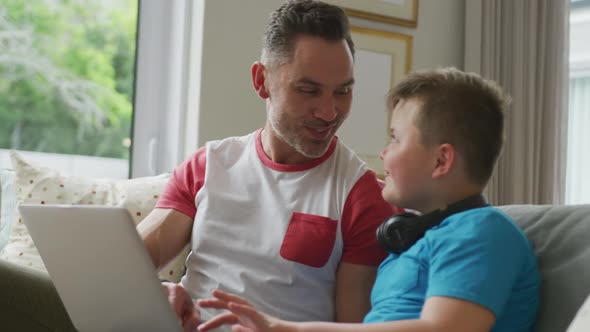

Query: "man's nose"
<box><xmin>314</xmin><ymin>97</ymin><xmax>338</xmax><ymax>122</ymax></box>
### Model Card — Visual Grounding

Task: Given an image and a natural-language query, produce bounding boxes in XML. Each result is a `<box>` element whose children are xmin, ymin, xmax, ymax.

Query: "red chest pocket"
<box><xmin>279</xmin><ymin>212</ymin><xmax>338</xmax><ymax>268</ymax></box>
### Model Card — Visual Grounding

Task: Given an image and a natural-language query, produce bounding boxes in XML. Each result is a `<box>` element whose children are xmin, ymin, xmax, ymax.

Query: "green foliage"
<box><xmin>0</xmin><ymin>0</ymin><xmax>138</xmax><ymax>159</ymax></box>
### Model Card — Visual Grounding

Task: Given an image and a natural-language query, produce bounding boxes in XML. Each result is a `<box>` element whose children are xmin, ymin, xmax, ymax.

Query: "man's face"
<box><xmin>380</xmin><ymin>98</ymin><xmax>438</xmax><ymax>212</ymax></box>
<box><xmin>264</xmin><ymin>35</ymin><xmax>354</xmax><ymax>159</ymax></box>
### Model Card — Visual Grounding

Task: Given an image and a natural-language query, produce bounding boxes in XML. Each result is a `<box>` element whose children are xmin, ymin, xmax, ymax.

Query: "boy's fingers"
<box><xmin>212</xmin><ymin>289</ymin><xmax>251</xmax><ymax>305</ymax></box>
<box><xmin>197</xmin><ymin>298</ymin><xmax>230</xmax><ymax>310</ymax></box>
<box><xmin>198</xmin><ymin>312</ymin><xmax>239</xmax><ymax>332</ymax></box>
<box><xmin>229</xmin><ymin>302</ymin><xmax>260</xmax><ymax>318</ymax></box>
<box><xmin>232</xmin><ymin>326</ymin><xmax>254</xmax><ymax>332</ymax></box>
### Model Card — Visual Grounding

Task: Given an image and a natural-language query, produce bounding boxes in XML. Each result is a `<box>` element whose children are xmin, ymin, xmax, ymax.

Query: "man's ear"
<box><xmin>432</xmin><ymin>143</ymin><xmax>455</xmax><ymax>179</ymax></box>
<box><xmin>251</xmin><ymin>61</ymin><xmax>269</xmax><ymax>99</ymax></box>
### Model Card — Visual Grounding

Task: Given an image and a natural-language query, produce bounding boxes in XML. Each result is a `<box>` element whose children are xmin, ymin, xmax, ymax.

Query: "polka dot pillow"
<box><xmin>0</xmin><ymin>151</ymin><xmax>189</xmax><ymax>283</ymax></box>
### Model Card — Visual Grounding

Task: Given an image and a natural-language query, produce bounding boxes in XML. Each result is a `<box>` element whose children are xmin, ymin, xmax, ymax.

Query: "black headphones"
<box><xmin>376</xmin><ymin>194</ymin><xmax>488</xmax><ymax>255</ymax></box>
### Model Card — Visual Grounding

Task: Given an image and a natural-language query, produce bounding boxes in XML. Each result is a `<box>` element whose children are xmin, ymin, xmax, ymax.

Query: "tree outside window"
<box><xmin>0</xmin><ymin>0</ymin><xmax>137</xmax><ymax>160</ymax></box>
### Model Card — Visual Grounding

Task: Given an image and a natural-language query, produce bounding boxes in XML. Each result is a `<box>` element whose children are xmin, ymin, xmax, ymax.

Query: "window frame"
<box><xmin>131</xmin><ymin>0</ymin><xmax>203</xmax><ymax>178</ymax></box>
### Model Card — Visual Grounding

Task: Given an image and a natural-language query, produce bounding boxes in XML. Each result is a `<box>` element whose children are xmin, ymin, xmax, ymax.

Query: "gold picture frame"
<box><xmin>337</xmin><ymin>27</ymin><xmax>413</xmax><ymax>175</ymax></box>
<box><xmin>323</xmin><ymin>0</ymin><xmax>419</xmax><ymax>27</ymax></box>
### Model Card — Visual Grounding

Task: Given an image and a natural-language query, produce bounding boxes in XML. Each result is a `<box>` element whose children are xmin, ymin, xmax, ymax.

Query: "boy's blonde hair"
<box><xmin>388</xmin><ymin>67</ymin><xmax>510</xmax><ymax>186</ymax></box>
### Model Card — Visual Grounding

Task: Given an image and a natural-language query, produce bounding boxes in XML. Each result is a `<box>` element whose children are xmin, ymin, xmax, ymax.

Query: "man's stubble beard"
<box><xmin>268</xmin><ymin>108</ymin><xmax>348</xmax><ymax>159</ymax></box>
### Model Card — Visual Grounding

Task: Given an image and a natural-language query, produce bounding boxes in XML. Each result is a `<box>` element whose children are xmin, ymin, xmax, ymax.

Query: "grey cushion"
<box><xmin>499</xmin><ymin>204</ymin><xmax>590</xmax><ymax>332</ymax></box>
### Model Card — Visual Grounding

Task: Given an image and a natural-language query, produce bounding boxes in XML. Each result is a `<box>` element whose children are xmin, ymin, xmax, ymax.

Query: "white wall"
<box><xmin>196</xmin><ymin>0</ymin><xmax>276</xmax><ymax>145</ymax></box>
<box><xmin>349</xmin><ymin>0</ymin><xmax>465</xmax><ymax>71</ymax></box>
<box><xmin>195</xmin><ymin>0</ymin><xmax>465</xmax><ymax>146</ymax></box>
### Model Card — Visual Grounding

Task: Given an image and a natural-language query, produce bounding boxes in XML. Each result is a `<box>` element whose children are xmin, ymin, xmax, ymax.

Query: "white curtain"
<box><xmin>465</xmin><ymin>0</ymin><xmax>570</xmax><ymax>205</ymax></box>
<box><xmin>566</xmin><ymin>77</ymin><xmax>590</xmax><ymax>204</ymax></box>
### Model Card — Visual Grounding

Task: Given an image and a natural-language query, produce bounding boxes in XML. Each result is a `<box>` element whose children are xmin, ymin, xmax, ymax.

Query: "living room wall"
<box><xmin>195</xmin><ymin>0</ymin><xmax>465</xmax><ymax>147</ymax></box>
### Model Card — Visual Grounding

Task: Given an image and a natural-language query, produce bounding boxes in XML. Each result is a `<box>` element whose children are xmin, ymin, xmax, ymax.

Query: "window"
<box><xmin>130</xmin><ymin>0</ymin><xmax>204</xmax><ymax>178</ymax></box>
<box><xmin>567</xmin><ymin>0</ymin><xmax>590</xmax><ymax>203</ymax></box>
<box><xmin>0</xmin><ymin>0</ymin><xmax>138</xmax><ymax>178</ymax></box>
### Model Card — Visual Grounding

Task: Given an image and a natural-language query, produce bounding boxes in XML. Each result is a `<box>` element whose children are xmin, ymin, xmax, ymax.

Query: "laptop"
<box><xmin>18</xmin><ymin>204</ymin><xmax>184</xmax><ymax>332</ymax></box>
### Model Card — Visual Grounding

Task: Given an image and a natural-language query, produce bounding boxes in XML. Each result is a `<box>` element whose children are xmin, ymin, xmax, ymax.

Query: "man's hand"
<box><xmin>162</xmin><ymin>282</ymin><xmax>201</xmax><ymax>332</ymax></box>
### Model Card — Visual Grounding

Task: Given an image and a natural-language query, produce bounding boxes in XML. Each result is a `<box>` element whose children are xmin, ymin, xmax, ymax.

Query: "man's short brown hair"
<box><xmin>388</xmin><ymin>67</ymin><xmax>510</xmax><ymax>186</ymax></box>
<box><xmin>262</xmin><ymin>0</ymin><xmax>354</xmax><ymax>67</ymax></box>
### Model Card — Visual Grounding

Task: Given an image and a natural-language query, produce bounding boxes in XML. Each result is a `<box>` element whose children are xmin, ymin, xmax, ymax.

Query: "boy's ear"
<box><xmin>432</xmin><ymin>143</ymin><xmax>455</xmax><ymax>179</ymax></box>
<box><xmin>251</xmin><ymin>61</ymin><xmax>269</xmax><ymax>99</ymax></box>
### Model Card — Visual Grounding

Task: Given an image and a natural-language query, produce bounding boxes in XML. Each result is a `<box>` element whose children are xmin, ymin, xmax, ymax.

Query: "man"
<box><xmin>137</xmin><ymin>1</ymin><xmax>400</xmax><ymax>331</ymax></box>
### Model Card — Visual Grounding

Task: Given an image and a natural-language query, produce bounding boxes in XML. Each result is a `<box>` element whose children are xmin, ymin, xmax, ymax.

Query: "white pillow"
<box><xmin>0</xmin><ymin>168</ymin><xmax>17</xmax><ymax>252</ymax></box>
<box><xmin>0</xmin><ymin>151</ymin><xmax>189</xmax><ymax>283</ymax></box>
<box><xmin>568</xmin><ymin>293</ymin><xmax>590</xmax><ymax>332</ymax></box>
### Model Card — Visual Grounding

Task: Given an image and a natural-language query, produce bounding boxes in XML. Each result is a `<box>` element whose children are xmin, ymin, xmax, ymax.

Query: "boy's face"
<box><xmin>379</xmin><ymin>98</ymin><xmax>438</xmax><ymax>212</ymax></box>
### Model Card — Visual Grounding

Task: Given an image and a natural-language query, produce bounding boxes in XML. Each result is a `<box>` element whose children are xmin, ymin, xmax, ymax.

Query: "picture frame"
<box><xmin>337</xmin><ymin>27</ymin><xmax>412</xmax><ymax>175</ymax></box>
<box><xmin>323</xmin><ymin>0</ymin><xmax>418</xmax><ymax>27</ymax></box>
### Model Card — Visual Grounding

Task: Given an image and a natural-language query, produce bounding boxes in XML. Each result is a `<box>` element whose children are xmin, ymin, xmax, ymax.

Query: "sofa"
<box><xmin>497</xmin><ymin>205</ymin><xmax>590</xmax><ymax>332</ymax></box>
<box><xmin>1</xmin><ymin>151</ymin><xmax>589</xmax><ymax>332</ymax></box>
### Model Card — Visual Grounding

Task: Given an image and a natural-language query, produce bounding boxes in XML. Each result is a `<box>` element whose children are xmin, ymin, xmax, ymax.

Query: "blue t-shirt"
<box><xmin>364</xmin><ymin>206</ymin><xmax>540</xmax><ymax>332</ymax></box>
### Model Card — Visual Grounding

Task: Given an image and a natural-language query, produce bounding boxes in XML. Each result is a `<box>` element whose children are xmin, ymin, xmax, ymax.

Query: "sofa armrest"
<box><xmin>499</xmin><ymin>204</ymin><xmax>590</xmax><ymax>332</ymax></box>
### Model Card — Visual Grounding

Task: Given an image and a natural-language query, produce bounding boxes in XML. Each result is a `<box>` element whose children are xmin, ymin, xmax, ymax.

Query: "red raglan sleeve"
<box><xmin>340</xmin><ymin>170</ymin><xmax>405</xmax><ymax>265</ymax></box>
<box><xmin>155</xmin><ymin>146</ymin><xmax>207</xmax><ymax>218</ymax></box>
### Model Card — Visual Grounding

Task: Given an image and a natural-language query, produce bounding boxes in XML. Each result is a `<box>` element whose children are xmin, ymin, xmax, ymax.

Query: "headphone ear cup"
<box><xmin>377</xmin><ymin>195</ymin><xmax>488</xmax><ymax>255</ymax></box>
<box><xmin>376</xmin><ymin>212</ymin><xmax>419</xmax><ymax>255</ymax></box>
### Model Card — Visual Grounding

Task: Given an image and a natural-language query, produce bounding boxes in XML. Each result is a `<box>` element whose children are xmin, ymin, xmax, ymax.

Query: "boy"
<box><xmin>196</xmin><ymin>67</ymin><xmax>541</xmax><ymax>332</ymax></box>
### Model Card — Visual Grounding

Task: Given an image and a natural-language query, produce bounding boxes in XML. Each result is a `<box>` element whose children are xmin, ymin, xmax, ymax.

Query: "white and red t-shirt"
<box><xmin>156</xmin><ymin>129</ymin><xmax>401</xmax><ymax>324</ymax></box>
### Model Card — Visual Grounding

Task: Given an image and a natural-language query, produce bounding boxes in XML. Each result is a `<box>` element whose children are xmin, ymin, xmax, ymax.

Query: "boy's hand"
<box><xmin>197</xmin><ymin>289</ymin><xmax>285</xmax><ymax>332</ymax></box>
<box><xmin>161</xmin><ymin>282</ymin><xmax>202</xmax><ymax>332</ymax></box>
